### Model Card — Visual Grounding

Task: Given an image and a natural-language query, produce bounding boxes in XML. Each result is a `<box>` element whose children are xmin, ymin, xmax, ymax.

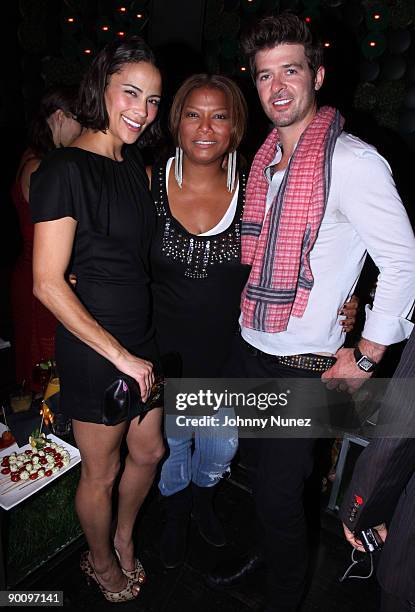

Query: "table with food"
<box><xmin>0</xmin><ymin>428</ymin><xmax>80</xmax><ymax>511</ymax></box>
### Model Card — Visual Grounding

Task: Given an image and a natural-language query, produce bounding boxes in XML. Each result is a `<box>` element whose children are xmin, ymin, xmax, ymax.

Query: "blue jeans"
<box><xmin>159</xmin><ymin>408</ymin><xmax>238</xmax><ymax>497</ymax></box>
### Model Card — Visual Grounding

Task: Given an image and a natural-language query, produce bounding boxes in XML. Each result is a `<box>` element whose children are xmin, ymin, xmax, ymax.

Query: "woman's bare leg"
<box><xmin>114</xmin><ymin>408</ymin><xmax>164</xmax><ymax>570</ymax></box>
<box><xmin>72</xmin><ymin>419</ymin><xmax>139</xmax><ymax>593</ymax></box>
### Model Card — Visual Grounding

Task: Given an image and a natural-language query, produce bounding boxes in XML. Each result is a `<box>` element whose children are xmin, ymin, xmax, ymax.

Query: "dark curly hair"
<box><xmin>241</xmin><ymin>12</ymin><xmax>324</xmax><ymax>78</ymax></box>
<box><xmin>76</xmin><ymin>36</ymin><xmax>162</xmax><ymax>148</ymax></box>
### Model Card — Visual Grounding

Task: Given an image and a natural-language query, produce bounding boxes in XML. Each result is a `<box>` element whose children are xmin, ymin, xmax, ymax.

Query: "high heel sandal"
<box><xmin>114</xmin><ymin>547</ymin><xmax>146</xmax><ymax>584</ymax></box>
<box><xmin>80</xmin><ymin>551</ymin><xmax>141</xmax><ymax>602</ymax></box>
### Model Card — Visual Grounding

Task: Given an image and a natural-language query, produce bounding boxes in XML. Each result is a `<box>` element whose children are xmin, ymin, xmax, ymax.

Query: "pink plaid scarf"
<box><xmin>240</xmin><ymin>106</ymin><xmax>344</xmax><ymax>333</ymax></box>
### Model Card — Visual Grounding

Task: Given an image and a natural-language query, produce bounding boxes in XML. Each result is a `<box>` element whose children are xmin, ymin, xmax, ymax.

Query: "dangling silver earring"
<box><xmin>227</xmin><ymin>150</ymin><xmax>237</xmax><ymax>193</ymax></box>
<box><xmin>174</xmin><ymin>146</ymin><xmax>183</xmax><ymax>189</ymax></box>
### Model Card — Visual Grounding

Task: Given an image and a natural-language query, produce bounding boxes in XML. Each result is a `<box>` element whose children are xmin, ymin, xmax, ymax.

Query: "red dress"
<box><xmin>10</xmin><ymin>177</ymin><xmax>56</xmax><ymax>391</ymax></box>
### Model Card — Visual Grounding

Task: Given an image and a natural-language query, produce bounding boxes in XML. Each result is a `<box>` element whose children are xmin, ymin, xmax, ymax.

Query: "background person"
<box><xmin>10</xmin><ymin>86</ymin><xmax>81</xmax><ymax>392</ymax></box>
<box><xmin>340</xmin><ymin>329</ymin><xmax>415</xmax><ymax>612</ymax></box>
<box><xmin>30</xmin><ymin>36</ymin><xmax>163</xmax><ymax>603</ymax></box>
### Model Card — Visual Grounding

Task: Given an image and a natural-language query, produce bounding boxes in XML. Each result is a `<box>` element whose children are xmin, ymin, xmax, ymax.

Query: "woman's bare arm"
<box><xmin>33</xmin><ymin>218</ymin><xmax>154</xmax><ymax>400</ymax></box>
<box><xmin>20</xmin><ymin>157</ymin><xmax>41</xmax><ymax>202</ymax></box>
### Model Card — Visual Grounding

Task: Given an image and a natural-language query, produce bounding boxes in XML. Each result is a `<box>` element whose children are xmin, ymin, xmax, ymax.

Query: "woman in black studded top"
<box><xmin>149</xmin><ymin>75</ymin><xmax>249</xmax><ymax>568</ymax></box>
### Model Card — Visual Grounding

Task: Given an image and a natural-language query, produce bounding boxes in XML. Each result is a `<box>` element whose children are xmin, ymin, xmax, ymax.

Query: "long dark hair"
<box><xmin>77</xmin><ymin>36</ymin><xmax>162</xmax><ymax>148</ymax></box>
<box><xmin>28</xmin><ymin>86</ymin><xmax>78</xmax><ymax>157</ymax></box>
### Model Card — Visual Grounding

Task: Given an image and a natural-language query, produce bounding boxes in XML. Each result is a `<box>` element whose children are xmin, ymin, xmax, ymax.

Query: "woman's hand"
<box><xmin>115</xmin><ymin>352</ymin><xmax>154</xmax><ymax>402</ymax></box>
<box><xmin>339</xmin><ymin>294</ymin><xmax>359</xmax><ymax>333</ymax></box>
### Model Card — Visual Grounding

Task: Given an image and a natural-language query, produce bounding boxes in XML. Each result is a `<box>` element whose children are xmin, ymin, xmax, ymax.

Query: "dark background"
<box><xmin>1</xmin><ymin>0</ymin><xmax>414</xmax><ymax>351</ymax></box>
<box><xmin>0</xmin><ymin>3</ymin><xmax>413</xmax><ymax>601</ymax></box>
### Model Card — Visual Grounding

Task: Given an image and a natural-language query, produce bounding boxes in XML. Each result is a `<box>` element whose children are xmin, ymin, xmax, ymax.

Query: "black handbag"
<box><xmin>102</xmin><ymin>352</ymin><xmax>180</xmax><ymax>426</ymax></box>
<box><xmin>103</xmin><ymin>374</ymin><xmax>165</xmax><ymax>426</ymax></box>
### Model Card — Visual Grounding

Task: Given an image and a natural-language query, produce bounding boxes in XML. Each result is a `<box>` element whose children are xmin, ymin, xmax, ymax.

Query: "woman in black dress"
<box><xmin>30</xmin><ymin>37</ymin><xmax>162</xmax><ymax>602</ymax></box>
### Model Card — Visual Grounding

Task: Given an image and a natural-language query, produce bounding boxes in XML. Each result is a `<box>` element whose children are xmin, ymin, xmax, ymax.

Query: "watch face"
<box><xmin>358</xmin><ymin>356</ymin><xmax>374</xmax><ymax>372</ymax></box>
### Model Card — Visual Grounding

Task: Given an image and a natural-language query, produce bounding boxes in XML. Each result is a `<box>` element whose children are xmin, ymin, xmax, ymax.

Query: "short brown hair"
<box><xmin>241</xmin><ymin>12</ymin><xmax>324</xmax><ymax>78</ymax></box>
<box><xmin>169</xmin><ymin>74</ymin><xmax>248</xmax><ymax>152</ymax></box>
<box><xmin>77</xmin><ymin>35</ymin><xmax>161</xmax><ymax>148</ymax></box>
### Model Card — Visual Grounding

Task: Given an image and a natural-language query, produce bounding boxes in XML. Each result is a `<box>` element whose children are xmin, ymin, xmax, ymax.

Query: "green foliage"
<box><xmin>6</xmin><ymin>467</ymin><xmax>81</xmax><ymax>586</ymax></box>
<box><xmin>15</xmin><ymin>0</ymin><xmax>415</xmax><ymax>135</ymax></box>
<box><xmin>375</xmin><ymin>80</ymin><xmax>406</xmax><ymax>129</ymax></box>
<box><xmin>354</xmin><ymin>80</ymin><xmax>406</xmax><ymax>129</ymax></box>
<box><xmin>389</xmin><ymin>0</ymin><xmax>415</xmax><ymax>28</ymax></box>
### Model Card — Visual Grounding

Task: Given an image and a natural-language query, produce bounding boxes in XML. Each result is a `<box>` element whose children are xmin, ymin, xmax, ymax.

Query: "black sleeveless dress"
<box><xmin>30</xmin><ymin>146</ymin><xmax>159</xmax><ymax>423</ymax></box>
<box><xmin>150</xmin><ymin>160</ymin><xmax>250</xmax><ymax>378</ymax></box>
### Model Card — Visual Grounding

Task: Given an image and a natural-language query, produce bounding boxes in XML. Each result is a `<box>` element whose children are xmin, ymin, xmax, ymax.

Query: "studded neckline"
<box><xmin>152</xmin><ymin>161</ymin><xmax>246</xmax><ymax>279</ymax></box>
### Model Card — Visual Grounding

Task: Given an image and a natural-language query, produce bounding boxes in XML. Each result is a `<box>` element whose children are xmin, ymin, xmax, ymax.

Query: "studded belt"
<box><xmin>276</xmin><ymin>354</ymin><xmax>336</xmax><ymax>373</ymax></box>
<box><xmin>241</xmin><ymin>338</ymin><xmax>336</xmax><ymax>373</ymax></box>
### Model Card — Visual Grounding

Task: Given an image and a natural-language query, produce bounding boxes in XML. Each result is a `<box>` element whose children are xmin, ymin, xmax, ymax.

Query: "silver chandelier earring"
<box><xmin>227</xmin><ymin>150</ymin><xmax>237</xmax><ymax>193</ymax></box>
<box><xmin>174</xmin><ymin>146</ymin><xmax>183</xmax><ymax>189</ymax></box>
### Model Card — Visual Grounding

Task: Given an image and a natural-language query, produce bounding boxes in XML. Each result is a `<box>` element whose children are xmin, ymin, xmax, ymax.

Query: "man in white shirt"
<box><xmin>206</xmin><ymin>12</ymin><xmax>415</xmax><ymax>612</ymax></box>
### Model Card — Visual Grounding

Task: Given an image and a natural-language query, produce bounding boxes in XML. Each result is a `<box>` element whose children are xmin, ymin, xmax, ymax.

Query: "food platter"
<box><xmin>0</xmin><ymin>434</ymin><xmax>81</xmax><ymax>511</ymax></box>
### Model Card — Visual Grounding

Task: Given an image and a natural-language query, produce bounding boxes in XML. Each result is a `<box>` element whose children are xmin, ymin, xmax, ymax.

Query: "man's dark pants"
<box><xmin>224</xmin><ymin>333</ymin><xmax>329</xmax><ymax>611</ymax></box>
<box><xmin>381</xmin><ymin>591</ymin><xmax>415</xmax><ymax>612</ymax></box>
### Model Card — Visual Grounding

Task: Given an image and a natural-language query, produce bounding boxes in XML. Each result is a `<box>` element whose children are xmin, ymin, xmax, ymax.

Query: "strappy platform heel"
<box><xmin>114</xmin><ymin>547</ymin><xmax>146</xmax><ymax>584</ymax></box>
<box><xmin>80</xmin><ymin>551</ymin><xmax>140</xmax><ymax>602</ymax></box>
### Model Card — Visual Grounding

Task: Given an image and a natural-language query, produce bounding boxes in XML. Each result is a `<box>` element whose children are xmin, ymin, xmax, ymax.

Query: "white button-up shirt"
<box><xmin>241</xmin><ymin>132</ymin><xmax>415</xmax><ymax>356</ymax></box>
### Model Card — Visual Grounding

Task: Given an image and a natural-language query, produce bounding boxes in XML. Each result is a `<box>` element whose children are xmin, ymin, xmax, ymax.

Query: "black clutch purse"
<box><xmin>103</xmin><ymin>374</ymin><xmax>165</xmax><ymax>426</ymax></box>
<box><xmin>102</xmin><ymin>352</ymin><xmax>180</xmax><ymax>427</ymax></box>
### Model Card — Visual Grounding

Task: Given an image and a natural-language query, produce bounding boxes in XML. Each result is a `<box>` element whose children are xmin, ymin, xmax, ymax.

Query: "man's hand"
<box><xmin>322</xmin><ymin>338</ymin><xmax>386</xmax><ymax>394</ymax></box>
<box><xmin>343</xmin><ymin>523</ymin><xmax>388</xmax><ymax>553</ymax></box>
<box><xmin>322</xmin><ymin>347</ymin><xmax>372</xmax><ymax>393</ymax></box>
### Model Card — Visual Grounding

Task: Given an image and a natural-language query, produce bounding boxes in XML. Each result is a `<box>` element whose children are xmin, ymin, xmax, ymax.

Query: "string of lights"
<box><xmin>16</xmin><ymin>0</ymin><xmax>415</xmax><ymax>146</ymax></box>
